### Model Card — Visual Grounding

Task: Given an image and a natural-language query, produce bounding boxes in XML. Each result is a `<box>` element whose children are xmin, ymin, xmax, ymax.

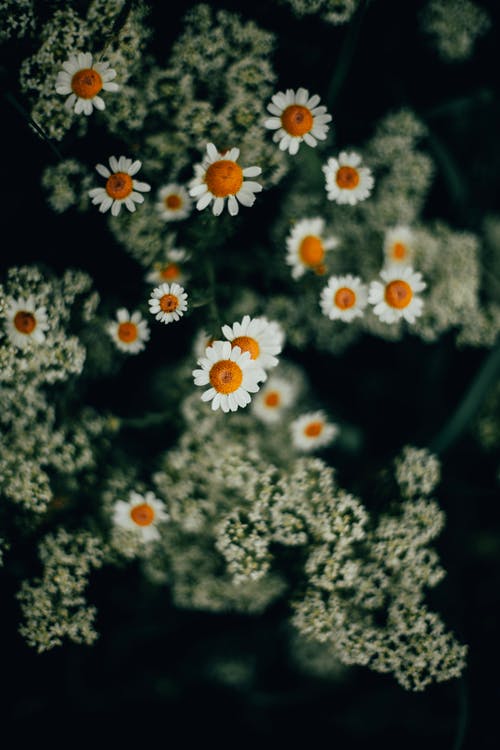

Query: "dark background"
<box><xmin>1</xmin><ymin>0</ymin><xmax>499</xmax><ymax>745</ymax></box>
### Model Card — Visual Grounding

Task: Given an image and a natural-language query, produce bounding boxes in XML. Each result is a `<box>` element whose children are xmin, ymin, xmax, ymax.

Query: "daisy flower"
<box><xmin>252</xmin><ymin>376</ymin><xmax>298</xmax><ymax>424</ymax></box>
<box><xmin>286</xmin><ymin>218</ymin><xmax>339</xmax><ymax>279</ymax></box>
<box><xmin>148</xmin><ymin>282</ymin><xmax>188</xmax><ymax>324</ymax></box>
<box><xmin>88</xmin><ymin>156</ymin><xmax>151</xmax><ymax>217</ymax></box>
<box><xmin>193</xmin><ymin>328</ymin><xmax>217</xmax><ymax>360</ymax></box>
<box><xmin>368</xmin><ymin>266</ymin><xmax>426</xmax><ymax>324</ymax></box>
<box><xmin>192</xmin><ymin>340</ymin><xmax>265</xmax><ymax>413</ymax></box>
<box><xmin>112</xmin><ymin>490</ymin><xmax>169</xmax><ymax>543</ymax></box>
<box><xmin>145</xmin><ymin>248</ymin><xmax>189</xmax><ymax>286</ymax></box>
<box><xmin>106</xmin><ymin>308</ymin><xmax>150</xmax><ymax>354</ymax></box>
<box><xmin>264</xmin><ymin>88</ymin><xmax>332</xmax><ymax>155</ymax></box>
<box><xmin>291</xmin><ymin>411</ymin><xmax>339</xmax><ymax>452</ymax></box>
<box><xmin>323</xmin><ymin>151</ymin><xmax>374</xmax><ymax>205</ymax></box>
<box><xmin>320</xmin><ymin>274</ymin><xmax>368</xmax><ymax>322</ymax></box>
<box><xmin>4</xmin><ymin>296</ymin><xmax>49</xmax><ymax>349</ymax></box>
<box><xmin>383</xmin><ymin>225</ymin><xmax>416</xmax><ymax>267</ymax></box>
<box><xmin>221</xmin><ymin>315</ymin><xmax>284</xmax><ymax>377</ymax></box>
<box><xmin>55</xmin><ymin>52</ymin><xmax>119</xmax><ymax>115</ymax></box>
<box><xmin>155</xmin><ymin>183</ymin><xmax>192</xmax><ymax>222</ymax></box>
<box><xmin>189</xmin><ymin>143</ymin><xmax>262</xmax><ymax>216</ymax></box>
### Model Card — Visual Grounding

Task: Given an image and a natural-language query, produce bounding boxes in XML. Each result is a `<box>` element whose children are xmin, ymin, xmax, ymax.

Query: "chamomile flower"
<box><xmin>55</xmin><ymin>52</ymin><xmax>119</xmax><ymax>115</ymax></box>
<box><xmin>4</xmin><ymin>296</ymin><xmax>49</xmax><ymax>349</ymax></box>
<box><xmin>323</xmin><ymin>151</ymin><xmax>374</xmax><ymax>205</ymax></box>
<box><xmin>189</xmin><ymin>143</ymin><xmax>262</xmax><ymax>216</ymax></box>
<box><xmin>221</xmin><ymin>315</ymin><xmax>284</xmax><ymax>376</ymax></box>
<box><xmin>112</xmin><ymin>490</ymin><xmax>169</xmax><ymax>543</ymax></box>
<box><xmin>251</xmin><ymin>376</ymin><xmax>298</xmax><ymax>424</ymax></box>
<box><xmin>148</xmin><ymin>282</ymin><xmax>188</xmax><ymax>324</ymax></box>
<box><xmin>145</xmin><ymin>249</ymin><xmax>189</xmax><ymax>286</ymax></box>
<box><xmin>320</xmin><ymin>274</ymin><xmax>368</xmax><ymax>322</ymax></box>
<box><xmin>193</xmin><ymin>328</ymin><xmax>217</xmax><ymax>360</ymax></box>
<box><xmin>286</xmin><ymin>218</ymin><xmax>339</xmax><ymax>279</ymax></box>
<box><xmin>106</xmin><ymin>308</ymin><xmax>150</xmax><ymax>354</ymax></box>
<box><xmin>291</xmin><ymin>411</ymin><xmax>339</xmax><ymax>452</ymax></box>
<box><xmin>88</xmin><ymin>156</ymin><xmax>151</xmax><ymax>217</ymax></box>
<box><xmin>383</xmin><ymin>225</ymin><xmax>416</xmax><ymax>267</ymax></box>
<box><xmin>155</xmin><ymin>183</ymin><xmax>192</xmax><ymax>222</ymax></box>
<box><xmin>368</xmin><ymin>266</ymin><xmax>426</xmax><ymax>324</ymax></box>
<box><xmin>192</xmin><ymin>340</ymin><xmax>265</xmax><ymax>413</ymax></box>
<box><xmin>264</xmin><ymin>88</ymin><xmax>332</xmax><ymax>155</ymax></box>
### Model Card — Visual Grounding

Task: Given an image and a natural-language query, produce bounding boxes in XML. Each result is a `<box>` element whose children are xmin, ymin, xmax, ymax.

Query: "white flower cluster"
<box><xmin>421</xmin><ymin>0</ymin><xmax>491</xmax><ymax>61</ymax></box>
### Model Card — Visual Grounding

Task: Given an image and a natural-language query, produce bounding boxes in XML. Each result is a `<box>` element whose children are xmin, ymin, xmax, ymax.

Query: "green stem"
<box><xmin>118</xmin><ymin>411</ymin><xmax>171</xmax><ymax>429</ymax></box>
<box><xmin>4</xmin><ymin>91</ymin><xmax>64</xmax><ymax>161</ymax></box>
<box><xmin>453</xmin><ymin>677</ymin><xmax>468</xmax><ymax>750</ymax></box>
<box><xmin>326</xmin><ymin>0</ymin><xmax>370</xmax><ymax>111</ymax></box>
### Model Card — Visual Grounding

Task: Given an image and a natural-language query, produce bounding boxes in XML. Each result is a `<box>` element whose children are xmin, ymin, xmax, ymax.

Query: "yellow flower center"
<box><xmin>71</xmin><ymin>68</ymin><xmax>103</xmax><ymax>99</ymax></box>
<box><xmin>209</xmin><ymin>360</ymin><xmax>243</xmax><ymax>394</ymax></box>
<box><xmin>106</xmin><ymin>172</ymin><xmax>133</xmax><ymax>200</ymax></box>
<box><xmin>159</xmin><ymin>294</ymin><xmax>179</xmax><ymax>312</ymax></box>
<box><xmin>305</xmin><ymin>421</ymin><xmax>323</xmax><ymax>437</ymax></box>
<box><xmin>281</xmin><ymin>105</ymin><xmax>313</xmax><ymax>136</ymax></box>
<box><xmin>165</xmin><ymin>194</ymin><xmax>182</xmax><ymax>209</ymax></box>
<box><xmin>14</xmin><ymin>311</ymin><xmax>36</xmax><ymax>334</ymax></box>
<box><xmin>392</xmin><ymin>242</ymin><xmax>407</xmax><ymax>260</ymax></box>
<box><xmin>299</xmin><ymin>235</ymin><xmax>325</xmax><ymax>267</ymax></box>
<box><xmin>205</xmin><ymin>160</ymin><xmax>243</xmax><ymax>197</ymax></box>
<box><xmin>117</xmin><ymin>322</ymin><xmax>138</xmax><ymax>343</ymax></box>
<box><xmin>334</xmin><ymin>287</ymin><xmax>356</xmax><ymax>309</ymax></box>
<box><xmin>264</xmin><ymin>391</ymin><xmax>280</xmax><ymax>408</ymax></box>
<box><xmin>385</xmin><ymin>279</ymin><xmax>413</xmax><ymax>309</ymax></box>
<box><xmin>336</xmin><ymin>166</ymin><xmax>360</xmax><ymax>189</ymax></box>
<box><xmin>159</xmin><ymin>263</ymin><xmax>180</xmax><ymax>281</ymax></box>
<box><xmin>130</xmin><ymin>503</ymin><xmax>155</xmax><ymax>526</ymax></box>
<box><xmin>231</xmin><ymin>335</ymin><xmax>260</xmax><ymax>359</ymax></box>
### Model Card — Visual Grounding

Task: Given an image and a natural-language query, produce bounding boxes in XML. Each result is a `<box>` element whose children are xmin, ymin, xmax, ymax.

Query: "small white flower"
<box><xmin>189</xmin><ymin>143</ymin><xmax>262</xmax><ymax>216</ymax></box>
<box><xmin>252</xmin><ymin>376</ymin><xmax>298</xmax><ymax>424</ymax></box>
<box><xmin>4</xmin><ymin>296</ymin><xmax>49</xmax><ymax>349</ymax></box>
<box><xmin>55</xmin><ymin>51</ymin><xmax>119</xmax><ymax>115</ymax></box>
<box><xmin>193</xmin><ymin>328</ymin><xmax>217</xmax><ymax>360</ymax></box>
<box><xmin>155</xmin><ymin>183</ymin><xmax>192</xmax><ymax>222</ymax></box>
<box><xmin>286</xmin><ymin>217</ymin><xmax>339</xmax><ymax>279</ymax></box>
<box><xmin>291</xmin><ymin>411</ymin><xmax>339</xmax><ymax>452</ymax></box>
<box><xmin>368</xmin><ymin>266</ymin><xmax>426</xmax><ymax>324</ymax></box>
<box><xmin>320</xmin><ymin>274</ymin><xmax>368</xmax><ymax>322</ymax></box>
<box><xmin>88</xmin><ymin>156</ymin><xmax>151</xmax><ymax>217</ymax></box>
<box><xmin>323</xmin><ymin>151</ymin><xmax>374</xmax><ymax>205</ymax></box>
<box><xmin>148</xmin><ymin>282</ymin><xmax>188</xmax><ymax>324</ymax></box>
<box><xmin>264</xmin><ymin>87</ymin><xmax>332</xmax><ymax>155</ymax></box>
<box><xmin>145</xmin><ymin>248</ymin><xmax>189</xmax><ymax>286</ymax></box>
<box><xmin>221</xmin><ymin>315</ymin><xmax>284</xmax><ymax>378</ymax></box>
<box><xmin>383</xmin><ymin>225</ymin><xmax>416</xmax><ymax>267</ymax></box>
<box><xmin>112</xmin><ymin>490</ymin><xmax>169</xmax><ymax>543</ymax></box>
<box><xmin>192</xmin><ymin>340</ymin><xmax>265</xmax><ymax>413</ymax></box>
<box><xmin>106</xmin><ymin>308</ymin><xmax>150</xmax><ymax>354</ymax></box>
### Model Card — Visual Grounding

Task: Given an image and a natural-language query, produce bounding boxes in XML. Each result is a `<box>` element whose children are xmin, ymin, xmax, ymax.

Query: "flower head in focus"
<box><xmin>155</xmin><ymin>183</ymin><xmax>192</xmax><ymax>222</ymax></box>
<box><xmin>148</xmin><ymin>282</ymin><xmax>188</xmax><ymax>324</ymax></box>
<box><xmin>107</xmin><ymin>308</ymin><xmax>150</xmax><ymax>354</ymax></box>
<box><xmin>368</xmin><ymin>266</ymin><xmax>426</xmax><ymax>324</ymax></box>
<box><xmin>320</xmin><ymin>274</ymin><xmax>368</xmax><ymax>322</ymax></box>
<box><xmin>323</xmin><ymin>151</ymin><xmax>374</xmax><ymax>205</ymax></box>
<box><xmin>264</xmin><ymin>88</ymin><xmax>332</xmax><ymax>155</ymax></box>
<box><xmin>4</xmin><ymin>296</ymin><xmax>49</xmax><ymax>349</ymax></box>
<box><xmin>221</xmin><ymin>315</ymin><xmax>284</xmax><ymax>378</ymax></box>
<box><xmin>112</xmin><ymin>491</ymin><xmax>168</xmax><ymax>543</ymax></box>
<box><xmin>89</xmin><ymin>156</ymin><xmax>151</xmax><ymax>217</ymax></box>
<box><xmin>286</xmin><ymin>218</ymin><xmax>339</xmax><ymax>279</ymax></box>
<box><xmin>55</xmin><ymin>52</ymin><xmax>119</xmax><ymax>115</ymax></box>
<box><xmin>291</xmin><ymin>411</ymin><xmax>339</xmax><ymax>452</ymax></box>
<box><xmin>193</xmin><ymin>340</ymin><xmax>264</xmax><ymax>413</ymax></box>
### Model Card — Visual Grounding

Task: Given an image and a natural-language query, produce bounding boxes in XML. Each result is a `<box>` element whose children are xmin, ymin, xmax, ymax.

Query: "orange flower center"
<box><xmin>165</xmin><ymin>194</ymin><xmax>182</xmax><ymax>209</ymax></box>
<box><xmin>314</xmin><ymin>264</ymin><xmax>327</xmax><ymax>276</ymax></box>
<box><xmin>205</xmin><ymin>160</ymin><xmax>243</xmax><ymax>197</ymax></box>
<box><xmin>299</xmin><ymin>235</ymin><xmax>325</xmax><ymax>267</ymax></box>
<box><xmin>209</xmin><ymin>360</ymin><xmax>243</xmax><ymax>394</ymax></box>
<box><xmin>106</xmin><ymin>172</ymin><xmax>133</xmax><ymax>200</ymax></box>
<box><xmin>305</xmin><ymin>421</ymin><xmax>323</xmax><ymax>437</ymax></box>
<box><xmin>14</xmin><ymin>311</ymin><xmax>37</xmax><ymax>334</ymax></box>
<box><xmin>385</xmin><ymin>279</ymin><xmax>413</xmax><ymax>309</ymax></box>
<box><xmin>71</xmin><ymin>68</ymin><xmax>103</xmax><ymax>99</ymax></box>
<box><xmin>231</xmin><ymin>335</ymin><xmax>260</xmax><ymax>359</ymax></box>
<box><xmin>159</xmin><ymin>294</ymin><xmax>179</xmax><ymax>312</ymax></box>
<box><xmin>117</xmin><ymin>322</ymin><xmax>138</xmax><ymax>343</ymax></box>
<box><xmin>334</xmin><ymin>287</ymin><xmax>356</xmax><ymax>309</ymax></box>
<box><xmin>160</xmin><ymin>263</ymin><xmax>180</xmax><ymax>281</ymax></box>
<box><xmin>336</xmin><ymin>166</ymin><xmax>360</xmax><ymax>189</ymax></box>
<box><xmin>281</xmin><ymin>105</ymin><xmax>313</xmax><ymax>136</ymax></box>
<box><xmin>130</xmin><ymin>503</ymin><xmax>155</xmax><ymax>526</ymax></box>
<box><xmin>392</xmin><ymin>242</ymin><xmax>407</xmax><ymax>260</ymax></box>
<box><xmin>264</xmin><ymin>391</ymin><xmax>280</xmax><ymax>408</ymax></box>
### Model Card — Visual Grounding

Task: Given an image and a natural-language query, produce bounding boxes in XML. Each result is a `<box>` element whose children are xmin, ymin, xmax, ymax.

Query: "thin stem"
<box><xmin>4</xmin><ymin>91</ymin><xmax>64</xmax><ymax>162</ymax></box>
<box><xmin>453</xmin><ymin>677</ymin><xmax>468</xmax><ymax>750</ymax></box>
<box><xmin>326</xmin><ymin>0</ymin><xmax>370</xmax><ymax>111</ymax></box>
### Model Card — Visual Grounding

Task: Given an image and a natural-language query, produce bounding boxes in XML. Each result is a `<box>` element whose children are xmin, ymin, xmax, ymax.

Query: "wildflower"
<box><xmin>189</xmin><ymin>143</ymin><xmax>262</xmax><ymax>216</ymax></box>
<box><xmin>155</xmin><ymin>183</ymin><xmax>192</xmax><ymax>222</ymax></box>
<box><xmin>323</xmin><ymin>151</ymin><xmax>374</xmax><ymax>205</ymax></box>
<box><xmin>145</xmin><ymin>249</ymin><xmax>189</xmax><ymax>286</ymax></box>
<box><xmin>88</xmin><ymin>156</ymin><xmax>151</xmax><ymax>217</ymax></box>
<box><xmin>192</xmin><ymin>340</ymin><xmax>264</xmax><ymax>413</ymax></box>
<box><xmin>368</xmin><ymin>266</ymin><xmax>426</xmax><ymax>324</ymax></box>
<box><xmin>4</xmin><ymin>296</ymin><xmax>49</xmax><ymax>348</ymax></box>
<box><xmin>193</xmin><ymin>328</ymin><xmax>217</xmax><ymax>360</ymax></box>
<box><xmin>148</xmin><ymin>282</ymin><xmax>188</xmax><ymax>324</ymax></box>
<box><xmin>286</xmin><ymin>218</ymin><xmax>339</xmax><ymax>279</ymax></box>
<box><xmin>384</xmin><ymin>226</ymin><xmax>415</xmax><ymax>267</ymax></box>
<box><xmin>221</xmin><ymin>315</ymin><xmax>283</xmax><ymax>376</ymax></box>
<box><xmin>320</xmin><ymin>274</ymin><xmax>368</xmax><ymax>322</ymax></box>
<box><xmin>264</xmin><ymin>88</ymin><xmax>332</xmax><ymax>155</ymax></box>
<box><xmin>112</xmin><ymin>491</ymin><xmax>169</xmax><ymax>543</ymax></box>
<box><xmin>291</xmin><ymin>411</ymin><xmax>339</xmax><ymax>452</ymax></box>
<box><xmin>106</xmin><ymin>308</ymin><xmax>150</xmax><ymax>354</ymax></box>
<box><xmin>55</xmin><ymin>52</ymin><xmax>119</xmax><ymax>115</ymax></box>
<box><xmin>252</xmin><ymin>376</ymin><xmax>297</xmax><ymax>424</ymax></box>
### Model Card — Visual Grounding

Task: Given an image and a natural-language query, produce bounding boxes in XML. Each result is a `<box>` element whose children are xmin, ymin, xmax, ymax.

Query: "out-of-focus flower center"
<box><xmin>209</xmin><ymin>360</ymin><xmax>243</xmax><ymax>394</ymax></box>
<box><xmin>304</xmin><ymin>421</ymin><xmax>324</xmax><ymax>437</ymax></box>
<box><xmin>281</xmin><ymin>105</ymin><xmax>313</xmax><ymax>136</ymax></box>
<box><xmin>385</xmin><ymin>279</ymin><xmax>413</xmax><ymax>308</ymax></box>
<box><xmin>205</xmin><ymin>160</ymin><xmax>243</xmax><ymax>197</ymax></box>
<box><xmin>159</xmin><ymin>263</ymin><xmax>180</xmax><ymax>281</ymax></box>
<box><xmin>71</xmin><ymin>68</ymin><xmax>103</xmax><ymax>98</ymax></box>
<box><xmin>334</xmin><ymin>287</ymin><xmax>356</xmax><ymax>309</ymax></box>
<box><xmin>392</xmin><ymin>242</ymin><xmax>407</xmax><ymax>260</ymax></box>
<box><xmin>232</xmin><ymin>335</ymin><xmax>260</xmax><ymax>359</ymax></box>
<box><xmin>264</xmin><ymin>391</ymin><xmax>280</xmax><ymax>407</ymax></box>
<box><xmin>299</xmin><ymin>235</ymin><xmax>325</xmax><ymax>267</ymax></box>
<box><xmin>336</xmin><ymin>166</ymin><xmax>360</xmax><ymax>189</ymax></box>
<box><xmin>106</xmin><ymin>172</ymin><xmax>133</xmax><ymax>200</ymax></box>
<box><xmin>130</xmin><ymin>503</ymin><xmax>155</xmax><ymax>526</ymax></box>
<box><xmin>159</xmin><ymin>294</ymin><xmax>179</xmax><ymax>312</ymax></box>
<box><xmin>165</xmin><ymin>194</ymin><xmax>182</xmax><ymax>209</ymax></box>
<box><xmin>14</xmin><ymin>311</ymin><xmax>36</xmax><ymax>334</ymax></box>
<box><xmin>117</xmin><ymin>322</ymin><xmax>138</xmax><ymax>343</ymax></box>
